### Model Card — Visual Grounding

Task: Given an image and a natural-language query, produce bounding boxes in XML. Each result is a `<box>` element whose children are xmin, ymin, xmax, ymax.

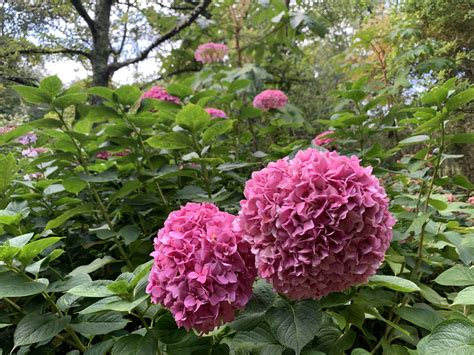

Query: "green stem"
<box><xmin>191</xmin><ymin>133</ymin><xmax>212</xmax><ymax>198</ymax></box>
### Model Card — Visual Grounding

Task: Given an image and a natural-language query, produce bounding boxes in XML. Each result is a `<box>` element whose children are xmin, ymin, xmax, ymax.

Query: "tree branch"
<box><xmin>10</xmin><ymin>47</ymin><xmax>91</xmax><ymax>59</ymax></box>
<box><xmin>109</xmin><ymin>0</ymin><xmax>211</xmax><ymax>72</ymax></box>
<box><xmin>0</xmin><ymin>75</ymin><xmax>39</xmax><ymax>86</ymax></box>
<box><xmin>70</xmin><ymin>0</ymin><xmax>97</xmax><ymax>38</ymax></box>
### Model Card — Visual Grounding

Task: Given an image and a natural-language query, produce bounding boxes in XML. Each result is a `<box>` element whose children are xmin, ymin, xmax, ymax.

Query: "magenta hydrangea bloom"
<box><xmin>313</xmin><ymin>130</ymin><xmax>336</xmax><ymax>147</ymax></box>
<box><xmin>17</xmin><ymin>133</ymin><xmax>38</xmax><ymax>145</ymax></box>
<box><xmin>238</xmin><ymin>148</ymin><xmax>395</xmax><ymax>300</ymax></box>
<box><xmin>21</xmin><ymin>147</ymin><xmax>48</xmax><ymax>158</ymax></box>
<box><xmin>96</xmin><ymin>151</ymin><xmax>112</xmax><ymax>160</ymax></box>
<box><xmin>205</xmin><ymin>108</ymin><xmax>227</xmax><ymax>119</ymax></box>
<box><xmin>147</xmin><ymin>202</ymin><xmax>257</xmax><ymax>333</ymax></box>
<box><xmin>253</xmin><ymin>89</ymin><xmax>288</xmax><ymax>111</ymax></box>
<box><xmin>195</xmin><ymin>43</ymin><xmax>229</xmax><ymax>64</ymax></box>
<box><xmin>142</xmin><ymin>86</ymin><xmax>181</xmax><ymax>104</ymax></box>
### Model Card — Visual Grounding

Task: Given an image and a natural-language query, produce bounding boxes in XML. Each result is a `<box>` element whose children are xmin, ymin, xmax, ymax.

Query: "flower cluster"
<box><xmin>22</xmin><ymin>147</ymin><xmax>49</xmax><ymax>158</ymax></box>
<box><xmin>147</xmin><ymin>203</ymin><xmax>256</xmax><ymax>333</ymax></box>
<box><xmin>238</xmin><ymin>148</ymin><xmax>395</xmax><ymax>300</ymax></box>
<box><xmin>0</xmin><ymin>125</ymin><xmax>16</xmax><ymax>135</ymax></box>
<box><xmin>253</xmin><ymin>89</ymin><xmax>288</xmax><ymax>111</ymax></box>
<box><xmin>96</xmin><ymin>149</ymin><xmax>131</xmax><ymax>160</ymax></box>
<box><xmin>205</xmin><ymin>108</ymin><xmax>227</xmax><ymax>119</ymax></box>
<box><xmin>195</xmin><ymin>43</ymin><xmax>229</xmax><ymax>64</ymax></box>
<box><xmin>24</xmin><ymin>172</ymin><xmax>44</xmax><ymax>181</ymax></box>
<box><xmin>313</xmin><ymin>130</ymin><xmax>336</xmax><ymax>149</ymax></box>
<box><xmin>142</xmin><ymin>86</ymin><xmax>181</xmax><ymax>104</ymax></box>
<box><xmin>17</xmin><ymin>133</ymin><xmax>38</xmax><ymax>146</ymax></box>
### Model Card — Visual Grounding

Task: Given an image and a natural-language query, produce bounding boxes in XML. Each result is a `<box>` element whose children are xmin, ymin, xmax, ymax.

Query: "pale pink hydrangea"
<box><xmin>0</xmin><ymin>125</ymin><xmax>16</xmax><ymax>135</ymax></box>
<box><xmin>195</xmin><ymin>43</ymin><xmax>229</xmax><ymax>64</ymax></box>
<box><xmin>147</xmin><ymin>202</ymin><xmax>257</xmax><ymax>333</ymax></box>
<box><xmin>253</xmin><ymin>89</ymin><xmax>288</xmax><ymax>111</ymax></box>
<box><xmin>447</xmin><ymin>194</ymin><xmax>456</xmax><ymax>203</ymax></box>
<box><xmin>238</xmin><ymin>148</ymin><xmax>395</xmax><ymax>300</ymax></box>
<box><xmin>142</xmin><ymin>86</ymin><xmax>181</xmax><ymax>104</ymax></box>
<box><xmin>205</xmin><ymin>108</ymin><xmax>227</xmax><ymax>119</ymax></box>
<box><xmin>21</xmin><ymin>148</ymin><xmax>48</xmax><ymax>158</ymax></box>
<box><xmin>17</xmin><ymin>133</ymin><xmax>38</xmax><ymax>145</ymax></box>
<box><xmin>313</xmin><ymin>130</ymin><xmax>336</xmax><ymax>147</ymax></box>
<box><xmin>468</xmin><ymin>196</ymin><xmax>474</xmax><ymax>205</ymax></box>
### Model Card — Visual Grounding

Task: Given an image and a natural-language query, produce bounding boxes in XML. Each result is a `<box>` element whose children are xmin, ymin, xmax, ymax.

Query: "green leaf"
<box><xmin>452</xmin><ymin>286</ymin><xmax>474</xmax><ymax>306</ymax></box>
<box><xmin>229</xmin><ymin>323</ymin><xmax>281</xmax><ymax>352</ymax></box>
<box><xmin>115</xmin><ymin>85</ymin><xmax>142</xmax><ymax>106</ymax></box>
<box><xmin>446</xmin><ymin>88</ymin><xmax>474</xmax><ymax>111</ymax></box>
<box><xmin>39</xmin><ymin>76</ymin><xmax>62</xmax><ymax>96</ymax></box>
<box><xmin>418</xmin><ymin>284</ymin><xmax>449</xmax><ymax>308</ymax></box>
<box><xmin>399</xmin><ymin>135</ymin><xmax>430</xmax><ymax>145</ymax></box>
<box><xmin>202</xmin><ymin>120</ymin><xmax>234</xmax><ymax>145</ymax></box>
<box><xmin>167</xmin><ymin>83</ymin><xmax>193</xmax><ymax>98</ymax></box>
<box><xmin>0</xmin><ymin>153</ymin><xmax>18</xmax><ymax>193</ymax></box>
<box><xmin>68</xmin><ymin>256</ymin><xmax>117</xmax><ymax>277</ymax></box>
<box><xmin>176</xmin><ymin>104</ymin><xmax>211</xmax><ymax>133</ymax></box>
<box><xmin>62</xmin><ymin>177</ymin><xmax>87</xmax><ymax>195</ymax></box>
<box><xmin>434</xmin><ymin>265</ymin><xmax>474</xmax><ymax>286</ymax></box>
<box><xmin>48</xmin><ymin>273</ymin><xmax>92</xmax><ymax>292</ymax></box>
<box><xmin>0</xmin><ymin>271</ymin><xmax>48</xmax><ymax>298</ymax></box>
<box><xmin>146</xmin><ymin>132</ymin><xmax>192</xmax><ymax>150</ymax></box>
<box><xmin>79</xmin><ymin>169</ymin><xmax>119</xmax><ymax>183</ymax></box>
<box><xmin>89</xmin><ymin>86</ymin><xmax>114</xmax><ymax>101</ymax></box>
<box><xmin>446</xmin><ymin>133</ymin><xmax>474</xmax><ymax>144</ymax></box>
<box><xmin>368</xmin><ymin>275</ymin><xmax>420</xmax><ymax>292</ymax></box>
<box><xmin>53</xmin><ymin>92</ymin><xmax>87</xmax><ymax>109</ymax></box>
<box><xmin>85</xmin><ymin>106</ymin><xmax>121</xmax><ymax>122</ymax></box>
<box><xmin>0</xmin><ymin>210</ymin><xmax>22</xmax><ymax>225</ymax></box>
<box><xmin>428</xmin><ymin>198</ymin><xmax>448</xmax><ymax>210</ymax></box>
<box><xmin>111</xmin><ymin>332</ymin><xmax>158</xmax><ymax>355</ymax></box>
<box><xmin>118</xmin><ymin>225</ymin><xmax>140</xmax><ymax>245</ymax></box>
<box><xmin>108</xmin><ymin>180</ymin><xmax>142</xmax><ymax>205</ymax></box>
<box><xmin>17</xmin><ymin>237</ymin><xmax>62</xmax><ymax>265</ymax></box>
<box><xmin>341</xmin><ymin>89</ymin><xmax>366</xmax><ymax>103</ymax></box>
<box><xmin>70</xmin><ymin>312</ymin><xmax>130</xmax><ymax>336</ymax></box>
<box><xmin>417</xmin><ymin>319</ymin><xmax>474</xmax><ymax>355</ymax></box>
<box><xmin>13</xmin><ymin>85</ymin><xmax>52</xmax><ymax>104</ymax></box>
<box><xmin>229</xmin><ymin>79</ymin><xmax>251</xmax><ymax>92</ymax></box>
<box><xmin>44</xmin><ymin>204</ymin><xmax>93</xmax><ymax>230</ymax></box>
<box><xmin>0</xmin><ymin>245</ymin><xmax>20</xmax><ymax>263</ymax></box>
<box><xmin>14</xmin><ymin>313</ymin><xmax>70</xmax><ymax>347</ymax></box>
<box><xmin>421</xmin><ymin>87</ymin><xmax>448</xmax><ymax>106</ymax></box>
<box><xmin>79</xmin><ymin>295</ymin><xmax>147</xmax><ymax>314</ymax></box>
<box><xmin>68</xmin><ymin>280</ymin><xmax>116</xmax><ymax>297</ymax></box>
<box><xmin>266</xmin><ymin>299</ymin><xmax>322</xmax><ymax>354</ymax></box>
<box><xmin>394</xmin><ymin>305</ymin><xmax>444</xmax><ymax>331</ymax></box>
<box><xmin>84</xmin><ymin>339</ymin><xmax>115</xmax><ymax>355</ymax></box>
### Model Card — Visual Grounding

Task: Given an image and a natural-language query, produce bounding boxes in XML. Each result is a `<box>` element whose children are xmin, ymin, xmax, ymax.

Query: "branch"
<box><xmin>0</xmin><ymin>75</ymin><xmax>39</xmax><ymax>86</ymax></box>
<box><xmin>109</xmin><ymin>0</ymin><xmax>211</xmax><ymax>72</ymax></box>
<box><xmin>9</xmin><ymin>47</ymin><xmax>91</xmax><ymax>59</ymax></box>
<box><xmin>70</xmin><ymin>0</ymin><xmax>97</xmax><ymax>38</ymax></box>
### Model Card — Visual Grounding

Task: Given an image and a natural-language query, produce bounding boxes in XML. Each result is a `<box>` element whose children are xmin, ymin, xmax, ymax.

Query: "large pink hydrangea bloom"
<box><xmin>205</xmin><ymin>108</ymin><xmax>227</xmax><ymax>119</ymax></box>
<box><xmin>147</xmin><ymin>203</ymin><xmax>257</xmax><ymax>332</ymax></box>
<box><xmin>142</xmin><ymin>86</ymin><xmax>181</xmax><ymax>104</ymax></box>
<box><xmin>253</xmin><ymin>89</ymin><xmax>288</xmax><ymax>111</ymax></box>
<box><xmin>238</xmin><ymin>148</ymin><xmax>395</xmax><ymax>300</ymax></box>
<box><xmin>313</xmin><ymin>130</ymin><xmax>336</xmax><ymax>147</ymax></box>
<box><xmin>195</xmin><ymin>43</ymin><xmax>229</xmax><ymax>64</ymax></box>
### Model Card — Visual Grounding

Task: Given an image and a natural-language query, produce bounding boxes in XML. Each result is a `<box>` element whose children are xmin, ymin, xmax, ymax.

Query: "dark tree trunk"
<box><xmin>91</xmin><ymin>0</ymin><xmax>112</xmax><ymax>87</ymax></box>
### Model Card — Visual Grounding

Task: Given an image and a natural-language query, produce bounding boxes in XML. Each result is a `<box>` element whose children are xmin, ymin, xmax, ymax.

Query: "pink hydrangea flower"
<box><xmin>147</xmin><ymin>202</ymin><xmax>257</xmax><ymax>333</ymax></box>
<box><xmin>447</xmin><ymin>194</ymin><xmax>456</xmax><ymax>203</ymax></box>
<box><xmin>0</xmin><ymin>125</ymin><xmax>16</xmax><ymax>135</ymax></box>
<box><xmin>313</xmin><ymin>130</ymin><xmax>336</xmax><ymax>147</ymax></box>
<box><xmin>195</xmin><ymin>43</ymin><xmax>229</xmax><ymax>64</ymax></box>
<box><xmin>253</xmin><ymin>89</ymin><xmax>288</xmax><ymax>111</ymax></box>
<box><xmin>468</xmin><ymin>196</ymin><xmax>474</xmax><ymax>205</ymax></box>
<box><xmin>96</xmin><ymin>151</ymin><xmax>112</xmax><ymax>160</ymax></box>
<box><xmin>205</xmin><ymin>108</ymin><xmax>227</xmax><ymax>119</ymax></box>
<box><xmin>17</xmin><ymin>133</ymin><xmax>38</xmax><ymax>145</ymax></box>
<box><xmin>142</xmin><ymin>86</ymin><xmax>181</xmax><ymax>104</ymax></box>
<box><xmin>238</xmin><ymin>148</ymin><xmax>395</xmax><ymax>300</ymax></box>
<box><xmin>21</xmin><ymin>148</ymin><xmax>48</xmax><ymax>158</ymax></box>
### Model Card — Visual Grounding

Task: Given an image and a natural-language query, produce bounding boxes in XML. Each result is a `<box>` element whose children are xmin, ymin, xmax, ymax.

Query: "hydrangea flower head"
<box><xmin>195</xmin><ymin>43</ymin><xmax>229</xmax><ymax>64</ymax></box>
<box><xmin>0</xmin><ymin>125</ymin><xmax>16</xmax><ymax>135</ymax></box>
<box><xmin>142</xmin><ymin>86</ymin><xmax>181</xmax><ymax>104</ymax></box>
<box><xmin>313</xmin><ymin>130</ymin><xmax>336</xmax><ymax>148</ymax></box>
<box><xmin>96</xmin><ymin>151</ymin><xmax>112</xmax><ymax>160</ymax></box>
<box><xmin>205</xmin><ymin>108</ymin><xmax>227</xmax><ymax>119</ymax></box>
<box><xmin>238</xmin><ymin>148</ymin><xmax>395</xmax><ymax>300</ymax></box>
<box><xmin>253</xmin><ymin>89</ymin><xmax>288</xmax><ymax>111</ymax></box>
<box><xmin>24</xmin><ymin>172</ymin><xmax>43</xmax><ymax>181</ymax></box>
<box><xmin>468</xmin><ymin>196</ymin><xmax>474</xmax><ymax>205</ymax></box>
<box><xmin>21</xmin><ymin>148</ymin><xmax>48</xmax><ymax>158</ymax></box>
<box><xmin>147</xmin><ymin>202</ymin><xmax>257</xmax><ymax>332</ymax></box>
<box><xmin>17</xmin><ymin>133</ymin><xmax>38</xmax><ymax>145</ymax></box>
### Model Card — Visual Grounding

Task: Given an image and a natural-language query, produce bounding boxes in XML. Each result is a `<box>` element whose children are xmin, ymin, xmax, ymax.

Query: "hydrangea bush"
<box><xmin>0</xmin><ymin>47</ymin><xmax>473</xmax><ymax>355</ymax></box>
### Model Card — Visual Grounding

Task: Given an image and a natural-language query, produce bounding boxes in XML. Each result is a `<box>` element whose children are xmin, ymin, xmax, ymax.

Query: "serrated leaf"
<box><xmin>111</xmin><ymin>332</ymin><xmax>158</xmax><ymax>355</ymax></box>
<box><xmin>13</xmin><ymin>85</ymin><xmax>52</xmax><ymax>104</ymax></box>
<box><xmin>44</xmin><ymin>204</ymin><xmax>94</xmax><ymax>230</ymax></box>
<box><xmin>146</xmin><ymin>132</ymin><xmax>192</xmax><ymax>150</ymax></box>
<box><xmin>68</xmin><ymin>256</ymin><xmax>117</xmax><ymax>277</ymax></box>
<box><xmin>452</xmin><ymin>286</ymin><xmax>474</xmax><ymax>305</ymax></box>
<box><xmin>202</xmin><ymin>120</ymin><xmax>234</xmax><ymax>144</ymax></box>
<box><xmin>115</xmin><ymin>85</ymin><xmax>142</xmax><ymax>106</ymax></box>
<box><xmin>434</xmin><ymin>265</ymin><xmax>474</xmax><ymax>286</ymax></box>
<box><xmin>369</xmin><ymin>275</ymin><xmax>420</xmax><ymax>292</ymax></box>
<box><xmin>0</xmin><ymin>271</ymin><xmax>48</xmax><ymax>298</ymax></box>
<box><xmin>68</xmin><ymin>280</ymin><xmax>115</xmax><ymax>297</ymax></box>
<box><xmin>417</xmin><ymin>319</ymin><xmax>474</xmax><ymax>355</ymax></box>
<box><xmin>17</xmin><ymin>237</ymin><xmax>62</xmax><ymax>265</ymax></box>
<box><xmin>39</xmin><ymin>76</ymin><xmax>62</xmax><ymax>96</ymax></box>
<box><xmin>175</xmin><ymin>104</ymin><xmax>210</xmax><ymax>133</ymax></box>
<box><xmin>14</xmin><ymin>313</ymin><xmax>70</xmax><ymax>347</ymax></box>
<box><xmin>70</xmin><ymin>312</ymin><xmax>130</xmax><ymax>336</ymax></box>
<box><xmin>446</xmin><ymin>88</ymin><xmax>474</xmax><ymax>111</ymax></box>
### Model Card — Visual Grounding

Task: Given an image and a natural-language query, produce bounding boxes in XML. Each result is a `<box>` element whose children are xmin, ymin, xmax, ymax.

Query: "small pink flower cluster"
<box><xmin>205</xmin><ymin>108</ymin><xmax>227</xmax><ymax>119</ymax></box>
<box><xmin>313</xmin><ymin>130</ymin><xmax>336</xmax><ymax>147</ymax></box>
<box><xmin>468</xmin><ymin>196</ymin><xmax>474</xmax><ymax>205</ymax></box>
<box><xmin>195</xmin><ymin>43</ymin><xmax>229</xmax><ymax>64</ymax></box>
<box><xmin>142</xmin><ymin>86</ymin><xmax>181</xmax><ymax>105</ymax></box>
<box><xmin>239</xmin><ymin>148</ymin><xmax>395</xmax><ymax>300</ymax></box>
<box><xmin>24</xmin><ymin>172</ymin><xmax>43</xmax><ymax>181</ymax></box>
<box><xmin>0</xmin><ymin>125</ymin><xmax>16</xmax><ymax>135</ymax></box>
<box><xmin>96</xmin><ymin>149</ymin><xmax>131</xmax><ymax>160</ymax></box>
<box><xmin>17</xmin><ymin>133</ymin><xmax>38</xmax><ymax>145</ymax></box>
<box><xmin>147</xmin><ymin>203</ymin><xmax>256</xmax><ymax>333</ymax></box>
<box><xmin>22</xmin><ymin>147</ymin><xmax>49</xmax><ymax>158</ymax></box>
<box><xmin>253</xmin><ymin>89</ymin><xmax>288</xmax><ymax>111</ymax></box>
<box><xmin>447</xmin><ymin>194</ymin><xmax>456</xmax><ymax>203</ymax></box>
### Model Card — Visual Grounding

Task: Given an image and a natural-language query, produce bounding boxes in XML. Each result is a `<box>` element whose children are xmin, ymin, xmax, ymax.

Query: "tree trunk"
<box><xmin>91</xmin><ymin>0</ymin><xmax>112</xmax><ymax>87</ymax></box>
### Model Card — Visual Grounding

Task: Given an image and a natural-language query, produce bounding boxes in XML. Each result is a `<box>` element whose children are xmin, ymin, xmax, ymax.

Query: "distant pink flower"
<box><xmin>313</xmin><ymin>130</ymin><xmax>336</xmax><ymax>148</ymax></box>
<box><xmin>205</xmin><ymin>108</ymin><xmax>227</xmax><ymax>119</ymax></box>
<box><xmin>24</xmin><ymin>172</ymin><xmax>43</xmax><ymax>181</ymax></box>
<box><xmin>468</xmin><ymin>196</ymin><xmax>474</xmax><ymax>205</ymax></box>
<box><xmin>238</xmin><ymin>148</ymin><xmax>395</xmax><ymax>300</ymax></box>
<box><xmin>447</xmin><ymin>194</ymin><xmax>456</xmax><ymax>203</ymax></box>
<box><xmin>21</xmin><ymin>148</ymin><xmax>48</xmax><ymax>158</ymax></box>
<box><xmin>17</xmin><ymin>133</ymin><xmax>38</xmax><ymax>145</ymax></box>
<box><xmin>195</xmin><ymin>43</ymin><xmax>229</xmax><ymax>64</ymax></box>
<box><xmin>113</xmin><ymin>149</ymin><xmax>131</xmax><ymax>157</ymax></box>
<box><xmin>96</xmin><ymin>151</ymin><xmax>112</xmax><ymax>160</ymax></box>
<box><xmin>253</xmin><ymin>89</ymin><xmax>288</xmax><ymax>111</ymax></box>
<box><xmin>147</xmin><ymin>202</ymin><xmax>256</xmax><ymax>333</ymax></box>
<box><xmin>0</xmin><ymin>125</ymin><xmax>16</xmax><ymax>135</ymax></box>
<box><xmin>142</xmin><ymin>86</ymin><xmax>181</xmax><ymax>104</ymax></box>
